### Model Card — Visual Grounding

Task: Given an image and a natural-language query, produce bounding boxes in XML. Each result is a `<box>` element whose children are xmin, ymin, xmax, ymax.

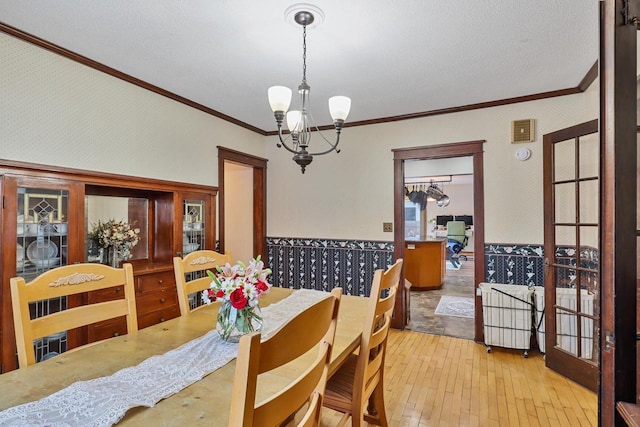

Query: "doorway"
<box><xmin>393</xmin><ymin>140</ymin><xmax>485</xmax><ymax>340</ymax></box>
<box><xmin>217</xmin><ymin>147</ymin><xmax>268</xmax><ymax>261</ymax></box>
<box><xmin>404</xmin><ymin>162</ymin><xmax>475</xmax><ymax>339</ymax></box>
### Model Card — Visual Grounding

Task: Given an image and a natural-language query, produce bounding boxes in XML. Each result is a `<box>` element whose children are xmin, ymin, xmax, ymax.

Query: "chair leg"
<box><xmin>335</xmin><ymin>413</ymin><xmax>351</xmax><ymax>427</ymax></box>
<box><xmin>364</xmin><ymin>384</ymin><xmax>388</xmax><ymax>427</ymax></box>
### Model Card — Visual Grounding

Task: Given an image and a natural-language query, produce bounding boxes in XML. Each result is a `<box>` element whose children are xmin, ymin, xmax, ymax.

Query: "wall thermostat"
<box><xmin>515</xmin><ymin>147</ymin><xmax>531</xmax><ymax>161</ymax></box>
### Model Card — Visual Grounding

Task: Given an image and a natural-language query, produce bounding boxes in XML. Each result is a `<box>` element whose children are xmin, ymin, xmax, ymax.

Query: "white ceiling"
<box><xmin>0</xmin><ymin>1</ymin><xmax>599</xmax><ymax>133</ymax></box>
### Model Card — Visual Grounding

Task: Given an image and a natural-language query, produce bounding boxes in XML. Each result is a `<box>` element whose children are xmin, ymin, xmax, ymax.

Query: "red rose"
<box><xmin>256</xmin><ymin>281</ymin><xmax>269</xmax><ymax>293</ymax></box>
<box><xmin>216</xmin><ymin>290</ymin><xmax>225</xmax><ymax>298</ymax></box>
<box><xmin>229</xmin><ymin>288</ymin><xmax>248</xmax><ymax>309</ymax></box>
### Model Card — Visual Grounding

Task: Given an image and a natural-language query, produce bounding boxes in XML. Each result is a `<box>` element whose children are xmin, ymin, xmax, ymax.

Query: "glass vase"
<box><xmin>216</xmin><ymin>300</ymin><xmax>263</xmax><ymax>343</ymax></box>
<box><xmin>107</xmin><ymin>246</ymin><xmax>120</xmax><ymax>268</ymax></box>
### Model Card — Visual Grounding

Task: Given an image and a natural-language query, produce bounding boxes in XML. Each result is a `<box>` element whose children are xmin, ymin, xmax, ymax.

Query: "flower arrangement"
<box><xmin>203</xmin><ymin>256</ymin><xmax>272</xmax><ymax>341</ymax></box>
<box><xmin>88</xmin><ymin>219</ymin><xmax>140</xmax><ymax>261</ymax></box>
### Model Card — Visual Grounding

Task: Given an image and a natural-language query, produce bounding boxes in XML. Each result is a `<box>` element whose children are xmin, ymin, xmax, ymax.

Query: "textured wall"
<box><xmin>266</xmin><ymin>94</ymin><xmax>598</xmax><ymax>244</ymax></box>
<box><xmin>0</xmin><ymin>33</ymin><xmax>264</xmax><ymax>186</ymax></box>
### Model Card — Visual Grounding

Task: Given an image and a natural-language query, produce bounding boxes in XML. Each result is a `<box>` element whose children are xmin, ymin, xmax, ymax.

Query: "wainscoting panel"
<box><xmin>484</xmin><ymin>244</ymin><xmax>544</xmax><ymax>286</ymax></box>
<box><xmin>267</xmin><ymin>237</ymin><xmax>395</xmax><ymax>296</ymax></box>
<box><xmin>266</xmin><ymin>239</ymin><xmax>596</xmax><ymax>295</ymax></box>
<box><xmin>484</xmin><ymin>244</ymin><xmax>598</xmax><ymax>288</ymax></box>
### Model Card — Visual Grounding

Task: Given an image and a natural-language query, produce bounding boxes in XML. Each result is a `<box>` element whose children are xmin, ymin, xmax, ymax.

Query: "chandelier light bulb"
<box><xmin>328</xmin><ymin>96</ymin><xmax>351</xmax><ymax>122</ymax></box>
<box><xmin>268</xmin><ymin>86</ymin><xmax>292</xmax><ymax>113</ymax></box>
<box><xmin>286</xmin><ymin>110</ymin><xmax>303</xmax><ymax>133</ymax></box>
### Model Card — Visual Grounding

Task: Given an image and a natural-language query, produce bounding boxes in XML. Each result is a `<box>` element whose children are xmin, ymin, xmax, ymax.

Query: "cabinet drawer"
<box><xmin>88</xmin><ymin>316</ymin><xmax>128</xmax><ymax>343</ymax></box>
<box><xmin>136</xmin><ymin>289</ymin><xmax>179</xmax><ymax>312</ymax></box>
<box><xmin>136</xmin><ymin>271</ymin><xmax>175</xmax><ymax>293</ymax></box>
<box><xmin>137</xmin><ymin>305</ymin><xmax>181</xmax><ymax>330</ymax></box>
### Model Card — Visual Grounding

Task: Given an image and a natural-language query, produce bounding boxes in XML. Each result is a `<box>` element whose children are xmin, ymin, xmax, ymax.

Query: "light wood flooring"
<box><xmin>321</xmin><ymin>323</ymin><xmax>597</xmax><ymax>426</ymax></box>
<box><xmin>321</xmin><ymin>255</ymin><xmax>597</xmax><ymax>426</ymax></box>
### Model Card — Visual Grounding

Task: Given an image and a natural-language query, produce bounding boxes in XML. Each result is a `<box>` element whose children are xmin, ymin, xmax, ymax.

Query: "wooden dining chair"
<box><xmin>229</xmin><ymin>288</ymin><xmax>342</xmax><ymax>427</ymax></box>
<box><xmin>322</xmin><ymin>259</ymin><xmax>403</xmax><ymax>426</ymax></box>
<box><xmin>10</xmin><ymin>262</ymin><xmax>138</xmax><ymax>368</ymax></box>
<box><xmin>173</xmin><ymin>250</ymin><xmax>232</xmax><ymax>315</ymax></box>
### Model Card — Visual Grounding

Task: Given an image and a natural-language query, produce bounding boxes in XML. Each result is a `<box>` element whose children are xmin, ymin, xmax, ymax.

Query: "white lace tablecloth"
<box><xmin>0</xmin><ymin>289</ymin><xmax>328</xmax><ymax>427</ymax></box>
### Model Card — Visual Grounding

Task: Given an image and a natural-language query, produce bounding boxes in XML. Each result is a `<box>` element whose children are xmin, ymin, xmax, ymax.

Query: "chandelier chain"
<box><xmin>302</xmin><ymin>24</ymin><xmax>307</xmax><ymax>84</ymax></box>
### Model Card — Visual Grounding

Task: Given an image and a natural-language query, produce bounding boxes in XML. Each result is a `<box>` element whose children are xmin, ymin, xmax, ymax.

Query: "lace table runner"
<box><xmin>0</xmin><ymin>289</ymin><xmax>328</xmax><ymax>427</ymax></box>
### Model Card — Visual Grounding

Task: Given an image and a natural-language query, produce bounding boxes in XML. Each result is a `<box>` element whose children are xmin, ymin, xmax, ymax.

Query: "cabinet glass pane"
<box><xmin>183</xmin><ymin>198</ymin><xmax>207</xmax><ymax>310</ymax></box>
<box><xmin>17</xmin><ymin>186</ymin><xmax>70</xmax><ymax>362</ymax></box>
<box><xmin>17</xmin><ymin>187</ymin><xmax>69</xmax><ymax>278</ymax></box>
<box><xmin>183</xmin><ymin>199</ymin><xmax>206</xmax><ymax>255</ymax></box>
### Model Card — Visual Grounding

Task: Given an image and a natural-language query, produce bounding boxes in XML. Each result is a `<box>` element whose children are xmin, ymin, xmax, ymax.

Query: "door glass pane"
<box><xmin>555</xmin><ymin>183</ymin><xmax>576</xmax><ymax>224</ymax></box>
<box><xmin>580</xmin><ymin>313</ymin><xmax>597</xmax><ymax>362</ymax></box>
<box><xmin>554</xmin><ymin>139</ymin><xmax>575</xmax><ymax>181</ymax></box>
<box><xmin>555</xmin><ymin>308</ymin><xmax>578</xmax><ymax>356</ymax></box>
<box><xmin>555</xmin><ymin>225</ymin><xmax>576</xmax><ymax>247</ymax></box>
<box><xmin>579</xmin><ymin>226</ymin><xmax>599</xmax><ymax>260</ymax></box>
<box><xmin>578</xmin><ymin>132</ymin><xmax>600</xmax><ymax>179</ymax></box>
<box><xmin>578</xmin><ymin>180</ymin><xmax>599</xmax><ymax>224</ymax></box>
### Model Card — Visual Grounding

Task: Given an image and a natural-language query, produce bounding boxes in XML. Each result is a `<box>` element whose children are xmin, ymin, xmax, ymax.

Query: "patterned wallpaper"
<box><xmin>267</xmin><ymin>237</ymin><xmax>394</xmax><ymax>297</ymax></box>
<box><xmin>266</xmin><ymin>238</ymin><xmax>598</xmax><ymax>293</ymax></box>
<box><xmin>484</xmin><ymin>243</ymin><xmax>599</xmax><ymax>288</ymax></box>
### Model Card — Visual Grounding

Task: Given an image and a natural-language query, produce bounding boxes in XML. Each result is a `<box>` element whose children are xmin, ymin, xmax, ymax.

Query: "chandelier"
<box><xmin>268</xmin><ymin>6</ymin><xmax>351</xmax><ymax>174</ymax></box>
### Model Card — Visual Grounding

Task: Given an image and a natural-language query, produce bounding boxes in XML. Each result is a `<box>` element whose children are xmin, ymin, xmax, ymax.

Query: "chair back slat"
<box><xmin>173</xmin><ymin>250</ymin><xmax>232</xmax><ymax>315</ymax></box>
<box><xmin>229</xmin><ymin>288</ymin><xmax>342</xmax><ymax>427</ymax></box>
<box><xmin>258</xmin><ymin>294</ymin><xmax>338</xmax><ymax>373</ymax></box>
<box><xmin>323</xmin><ymin>258</ymin><xmax>403</xmax><ymax>425</ymax></box>
<box><xmin>254</xmin><ymin>346</ymin><xmax>327</xmax><ymax>422</ymax></box>
<box><xmin>10</xmin><ymin>263</ymin><xmax>137</xmax><ymax>368</ymax></box>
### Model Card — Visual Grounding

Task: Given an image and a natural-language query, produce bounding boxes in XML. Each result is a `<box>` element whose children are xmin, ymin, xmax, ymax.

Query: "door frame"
<box><xmin>217</xmin><ymin>147</ymin><xmax>268</xmax><ymax>261</ymax></box>
<box><xmin>392</xmin><ymin>140</ymin><xmax>485</xmax><ymax>338</ymax></box>
<box><xmin>599</xmin><ymin>0</ymin><xmax>637</xmax><ymax>424</ymax></box>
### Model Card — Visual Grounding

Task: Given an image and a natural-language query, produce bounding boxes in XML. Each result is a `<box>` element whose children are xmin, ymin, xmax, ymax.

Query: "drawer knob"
<box><xmin>158</xmin><ymin>279</ymin><xmax>164</xmax><ymax>284</ymax></box>
<box><xmin>160</xmin><ymin>317</ymin><xmax>165</xmax><ymax>322</ymax></box>
<box><xmin>160</xmin><ymin>298</ymin><xmax>166</xmax><ymax>303</ymax></box>
<box><xmin>114</xmin><ymin>332</ymin><xmax>120</xmax><ymax>337</ymax></box>
<box><xmin>115</xmin><ymin>287</ymin><xmax>121</xmax><ymax>293</ymax></box>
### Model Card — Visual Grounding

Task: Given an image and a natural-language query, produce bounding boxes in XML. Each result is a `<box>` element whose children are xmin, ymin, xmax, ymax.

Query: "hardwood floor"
<box><xmin>321</xmin><ymin>330</ymin><xmax>597</xmax><ymax>426</ymax></box>
<box><xmin>320</xmin><ymin>255</ymin><xmax>596</xmax><ymax>425</ymax></box>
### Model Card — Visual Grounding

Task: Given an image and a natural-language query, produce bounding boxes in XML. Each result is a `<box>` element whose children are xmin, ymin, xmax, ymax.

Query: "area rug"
<box><xmin>434</xmin><ymin>295</ymin><xmax>474</xmax><ymax>318</ymax></box>
<box><xmin>446</xmin><ymin>260</ymin><xmax>462</xmax><ymax>270</ymax></box>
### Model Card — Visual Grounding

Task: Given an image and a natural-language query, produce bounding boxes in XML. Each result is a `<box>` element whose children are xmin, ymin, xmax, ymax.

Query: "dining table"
<box><xmin>0</xmin><ymin>287</ymin><xmax>369</xmax><ymax>425</ymax></box>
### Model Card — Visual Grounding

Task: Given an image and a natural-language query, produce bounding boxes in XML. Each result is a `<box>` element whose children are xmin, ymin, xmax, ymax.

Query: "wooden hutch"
<box><xmin>0</xmin><ymin>159</ymin><xmax>218</xmax><ymax>373</ymax></box>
